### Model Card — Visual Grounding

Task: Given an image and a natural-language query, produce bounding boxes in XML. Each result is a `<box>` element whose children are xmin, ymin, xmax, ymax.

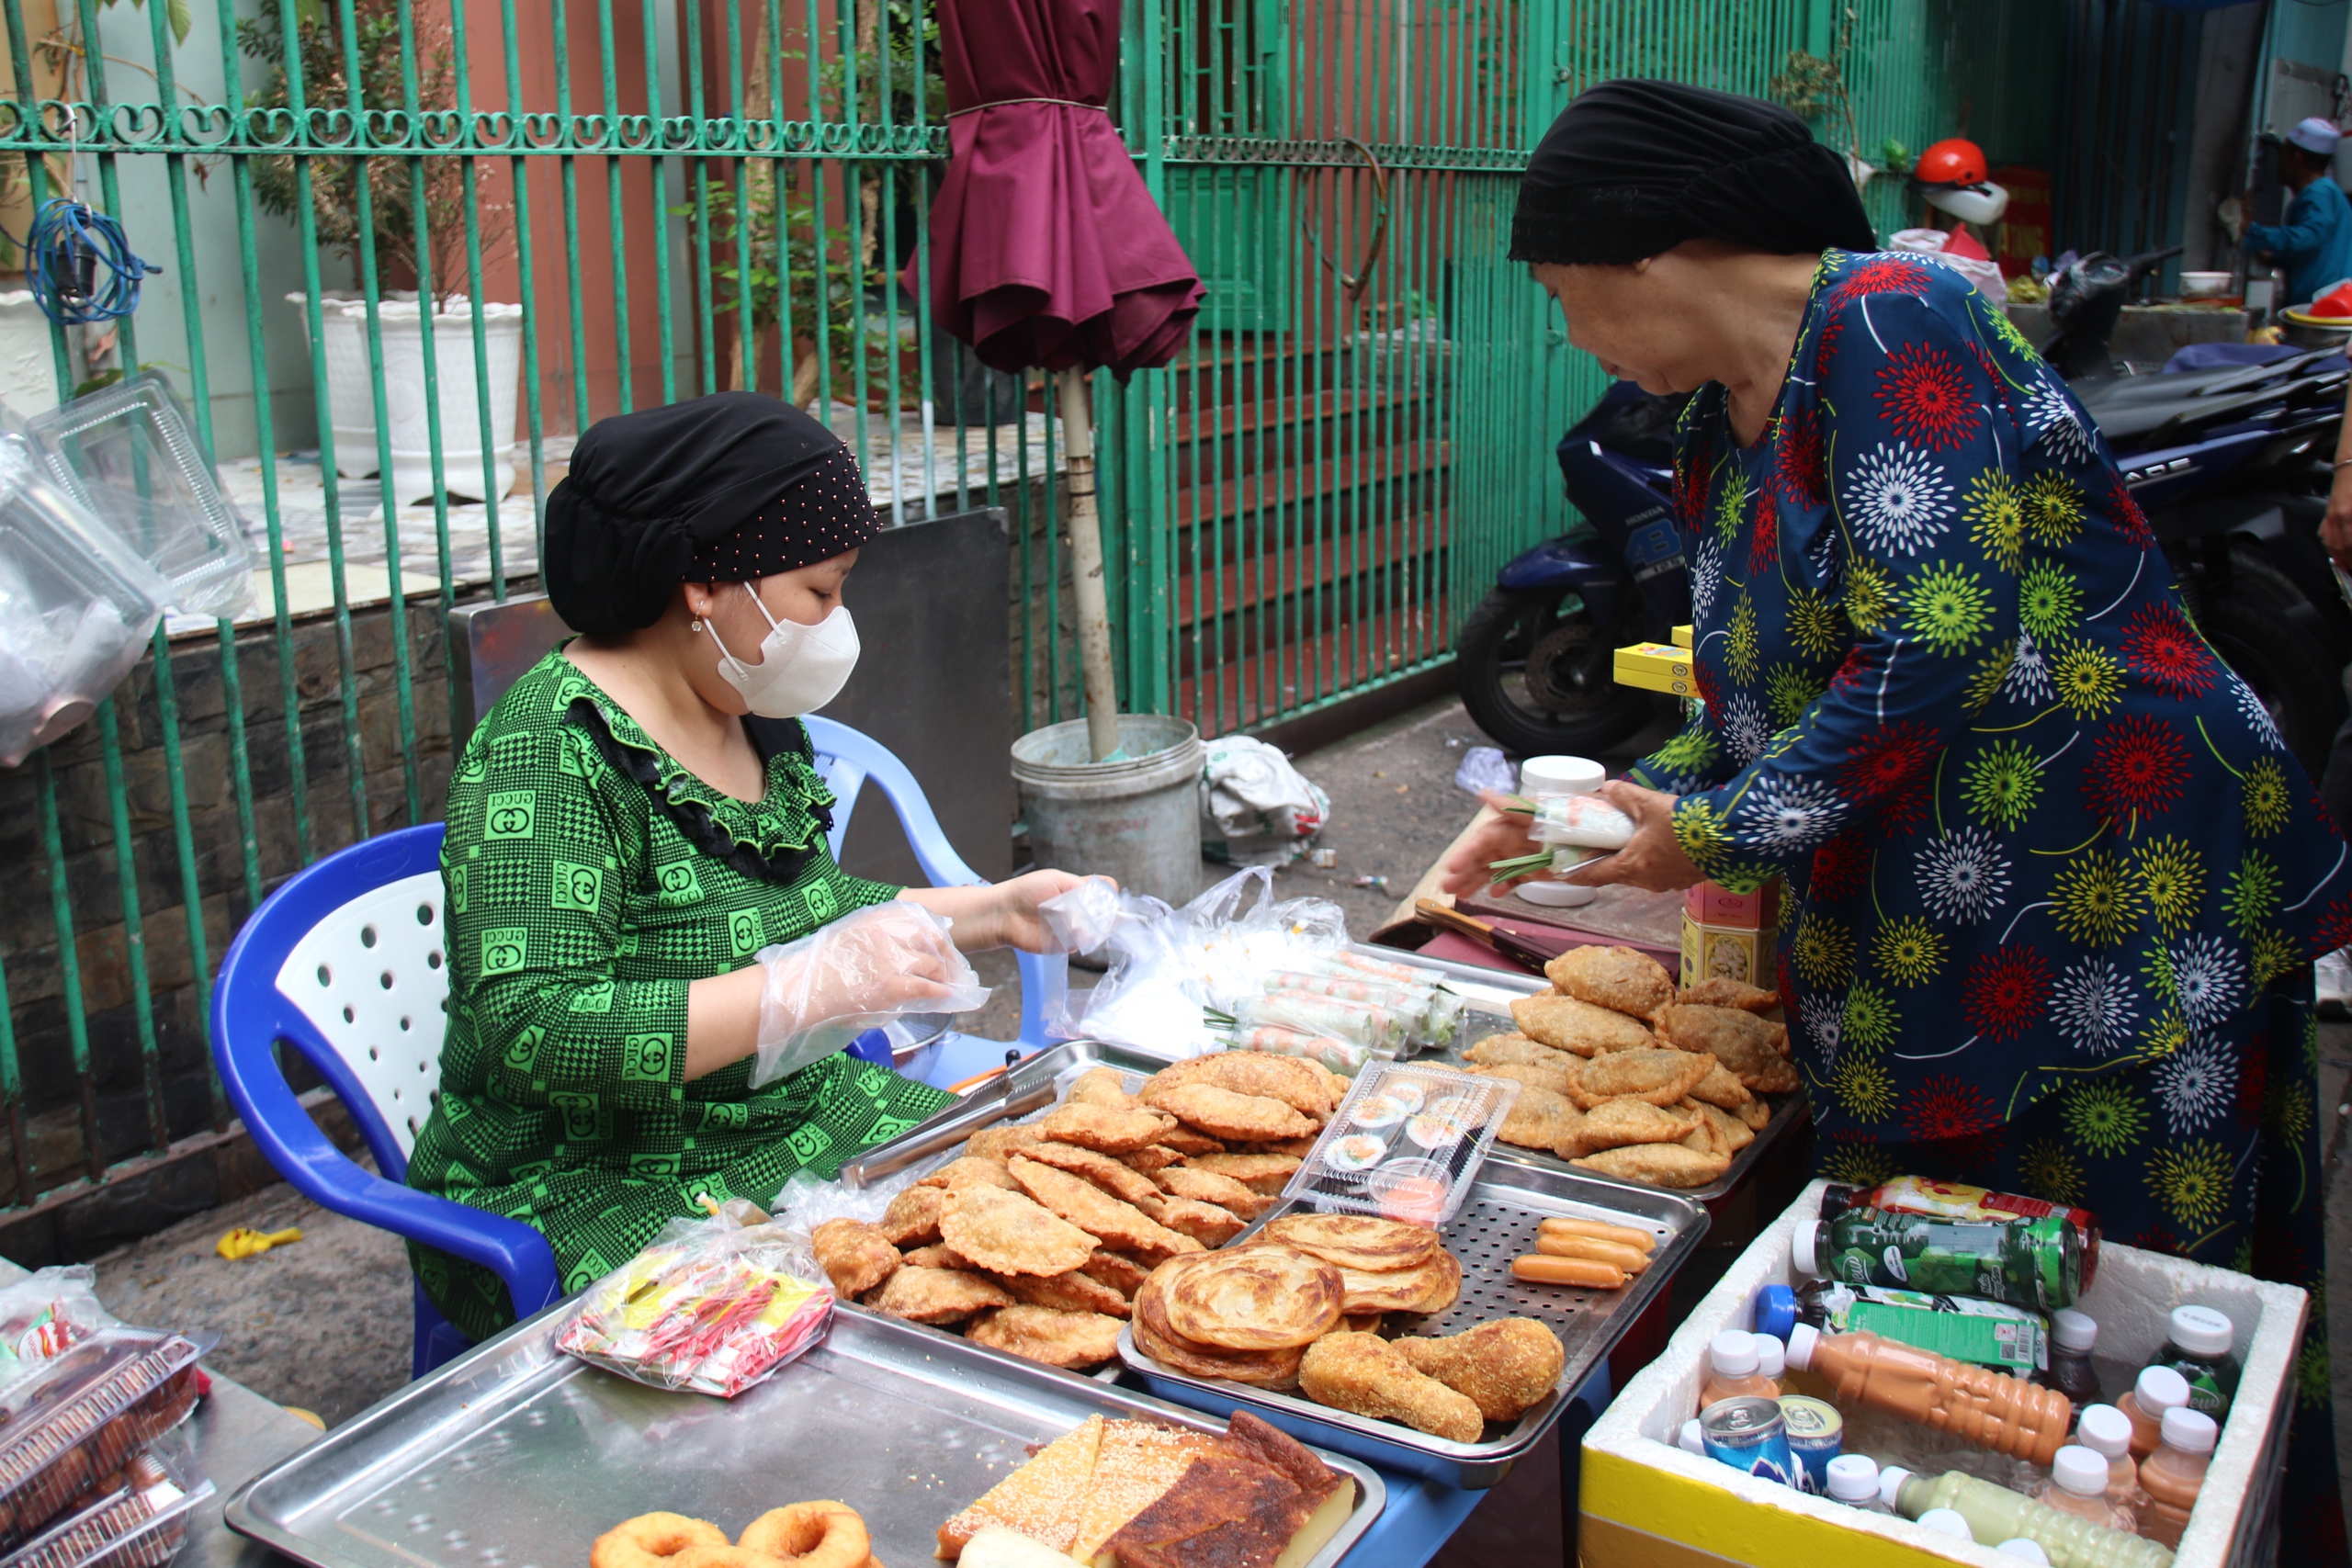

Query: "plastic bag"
<box><xmin>0</xmin><ymin>434</ymin><xmax>166</xmax><ymax>767</ymax></box>
<box><xmin>1199</xmin><ymin>734</ymin><xmax>1330</xmax><ymax>866</ymax></box>
<box><xmin>1890</xmin><ymin>227</ymin><xmax>2007</xmax><ymax>306</ymax></box>
<box><xmin>0</xmin><ymin>1268</ymin><xmax>119</xmax><ymax>1398</ymax></box>
<box><xmin>1080</xmin><ymin>866</ymin><xmax>1352</xmax><ymax>1060</ymax></box>
<box><xmin>1453</xmin><ymin>745</ymin><xmax>1517</xmax><ymax>798</ymax></box>
<box><xmin>552</xmin><ymin>1200</ymin><xmax>833</xmax><ymax>1397</ymax></box>
<box><xmin>751</xmin><ymin>901</ymin><xmax>989</xmax><ymax>1088</ymax></box>
<box><xmin>1038</xmin><ymin>875</ymin><xmax>1123</xmax><ymax>956</ymax></box>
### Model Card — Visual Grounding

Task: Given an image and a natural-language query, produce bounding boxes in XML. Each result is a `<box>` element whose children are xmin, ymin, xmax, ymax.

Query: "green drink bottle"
<box><xmin>1792</xmin><ymin>1206</ymin><xmax>2080</xmax><ymax>1312</ymax></box>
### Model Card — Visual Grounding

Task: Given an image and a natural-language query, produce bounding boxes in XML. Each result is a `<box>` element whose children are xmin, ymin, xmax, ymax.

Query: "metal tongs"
<box><xmin>837</xmin><ymin>1048</ymin><xmax>1056</xmax><ymax>1189</ymax></box>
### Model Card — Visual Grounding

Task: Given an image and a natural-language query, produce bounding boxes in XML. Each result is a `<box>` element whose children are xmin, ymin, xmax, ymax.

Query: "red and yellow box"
<box><xmin>1683</xmin><ymin>880</ymin><xmax>1780</xmax><ymax>930</ymax></box>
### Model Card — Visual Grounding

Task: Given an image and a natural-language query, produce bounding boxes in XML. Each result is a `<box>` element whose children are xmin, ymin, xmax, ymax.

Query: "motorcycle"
<box><xmin>1453</xmin><ymin>381</ymin><xmax>1690</xmax><ymax>755</ymax></box>
<box><xmin>2049</xmin><ymin>246</ymin><xmax>2352</xmax><ymax>770</ymax></box>
<box><xmin>1455</xmin><ymin>256</ymin><xmax>2352</xmax><ymax>772</ymax></box>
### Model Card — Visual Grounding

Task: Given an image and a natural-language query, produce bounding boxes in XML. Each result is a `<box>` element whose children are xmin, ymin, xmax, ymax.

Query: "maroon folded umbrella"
<box><xmin>913</xmin><ymin>0</ymin><xmax>1203</xmax><ymax>376</ymax></box>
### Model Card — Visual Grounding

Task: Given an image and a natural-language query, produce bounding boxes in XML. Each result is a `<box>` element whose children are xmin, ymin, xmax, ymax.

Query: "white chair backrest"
<box><xmin>274</xmin><ymin>870</ymin><xmax>450</xmax><ymax>1157</ymax></box>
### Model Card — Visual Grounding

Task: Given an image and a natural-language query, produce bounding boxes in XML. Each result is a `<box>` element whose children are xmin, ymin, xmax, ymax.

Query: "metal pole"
<box><xmin>1057</xmin><ymin>366</ymin><xmax>1123</xmax><ymax>761</ymax></box>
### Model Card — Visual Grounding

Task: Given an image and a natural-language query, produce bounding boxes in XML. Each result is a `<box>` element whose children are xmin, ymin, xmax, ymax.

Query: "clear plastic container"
<box><xmin>0</xmin><ymin>434</ymin><xmax>166</xmax><ymax>767</ymax></box>
<box><xmin>0</xmin><ymin>1329</ymin><xmax>209</xmax><ymax>1551</ymax></box>
<box><xmin>1282</xmin><ymin>1061</ymin><xmax>1520</xmax><ymax>1225</ymax></box>
<box><xmin>26</xmin><ymin>373</ymin><xmax>254</xmax><ymax>620</ymax></box>
<box><xmin>6</xmin><ymin>1447</ymin><xmax>211</xmax><ymax>1568</ymax></box>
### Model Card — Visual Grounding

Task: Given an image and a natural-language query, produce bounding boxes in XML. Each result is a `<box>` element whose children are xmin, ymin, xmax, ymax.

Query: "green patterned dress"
<box><xmin>405</xmin><ymin>649</ymin><xmax>956</xmax><ymax>1342</ymax></box>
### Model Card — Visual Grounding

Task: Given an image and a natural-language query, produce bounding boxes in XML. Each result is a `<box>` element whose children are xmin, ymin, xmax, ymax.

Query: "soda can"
<box><xmin>1776</xmin><ymin>1395</ymin><xmax>1843</xmax><ymax>1493</ymax></box>
<box><xmin>1699</xmin><ymin>1395</ymin><xmax>1797</xmax><ymax>1487</ymax></box>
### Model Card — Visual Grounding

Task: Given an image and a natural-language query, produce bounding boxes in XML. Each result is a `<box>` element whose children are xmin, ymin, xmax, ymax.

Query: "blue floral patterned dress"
<box><xmin>1623</xmin><ymin>250</ymin><xmax>2348</xmax><ymax>1556</ymax></box>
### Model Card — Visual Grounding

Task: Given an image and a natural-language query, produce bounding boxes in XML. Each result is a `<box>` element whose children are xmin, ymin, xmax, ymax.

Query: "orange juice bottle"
<box><xmin>1784</xmin><ymin>1323</ymin><xmax>2072</xmax><ymax>1465</ymax></box>
<box><xmin>2116</xmin><ymin>1366</ymin><xmax>2190</xmax><ymax>1462</ymax></box>
<box><xmin>2138</xmin><ymin>1406</ymin><xmax>2217</xmax><ymax>1548</ymax></box>
<box><xmin>1699</xmin><ymin>1330</ymin><xmax>1782</xmax><ymax>1409</ymax></box>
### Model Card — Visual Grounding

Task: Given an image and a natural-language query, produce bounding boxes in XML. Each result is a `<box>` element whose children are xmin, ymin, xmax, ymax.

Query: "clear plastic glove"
<box><xmin>1038</xmin><ymin>874</ymin><xmax>1123</xmax><ymax>955</ymax></box>
<box><xmin>751</xmin><ymin>902</ymin><xmax>989</xmax><ymax>1088</ymax></box>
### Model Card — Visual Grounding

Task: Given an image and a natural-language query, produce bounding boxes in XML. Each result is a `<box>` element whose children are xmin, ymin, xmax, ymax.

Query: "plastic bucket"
<box><xmin>1012</xmin><ymin>715</ymin><xmax>1204</xmax><ymax>905</ymax></box>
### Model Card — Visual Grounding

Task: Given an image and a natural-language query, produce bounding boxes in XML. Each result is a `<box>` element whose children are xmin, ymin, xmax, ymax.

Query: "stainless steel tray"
<box><xmin>224</xmin><ymin>1304</ymin><xmax>1385</xmax><ymax>1568</ymax></box>
<box><xmin>1122</xmin><ymin>1162</ymin><xmax>1707</xmax><ymax>1487</ymax></box>
<box><xmin>1352</xmin><ymin>942</ymin><xmax>1810</xmax><ymax>1204</ymax></box>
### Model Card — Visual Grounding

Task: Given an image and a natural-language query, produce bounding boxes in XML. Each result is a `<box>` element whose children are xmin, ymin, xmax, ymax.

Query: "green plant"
<box><xmin>1768</xmin><ymin>4</ymin><xmax>1861</xmax><ymax>159</ymax></box>
<box><xmin>679</xmin><ymin>176</ymin><xmax>908</xmax><ymax>406</ymax></box>
<box><xmin>236</xmin><ymin>0</ymin><xmax>511</xmax><ymax>306</ymax></box>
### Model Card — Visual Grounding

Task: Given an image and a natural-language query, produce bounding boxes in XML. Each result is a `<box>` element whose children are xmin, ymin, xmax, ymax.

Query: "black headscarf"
<box><xmin>1510</xmin><ymin>79</ymin><xmax>1876</xmax><ymax>266</ymax></box>
<box><xmin>543</xmin><ymin>391</ymin><xmax>879</xmax><ymax>636</ymax></box>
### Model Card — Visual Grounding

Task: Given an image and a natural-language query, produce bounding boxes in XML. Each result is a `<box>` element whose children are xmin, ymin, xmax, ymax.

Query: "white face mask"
<box><xmin>706</xmin><ymin>583</ymin><xmax>859</xmax><ymax>717</ymax></box>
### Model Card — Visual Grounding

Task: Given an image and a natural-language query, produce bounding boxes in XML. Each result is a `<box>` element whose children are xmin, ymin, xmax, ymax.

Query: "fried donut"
<box><xmin>669</xmin><ymin>1550</ymin><xmax>786</xmax><ymax>1568</ymax></box>
<box><xmin>589</xmin><ymin>1513</ymin><xmax>729</xmax><ymax>1568</ymax></box>
<box><xmin>737</xmin><ymin>1501</ymin><xmax>872</xmax><ymax>1568</ymax></box>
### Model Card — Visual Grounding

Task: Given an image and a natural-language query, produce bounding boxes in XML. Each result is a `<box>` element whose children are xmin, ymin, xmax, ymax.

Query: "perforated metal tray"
<box><xmin>223</xmin><ymin>1305</ymin><xmax>1385</xmax><ymax>1568</ymax></box>
<box><xmin>1119</xmin><ymin>1162</ymin><xmax>1708</xmax><ymax>1487</ymax></box>
<box><xmin>1351</xmin><ymin>943</ymin><xmax>1809</xmax><ymax>1203</ymax></box>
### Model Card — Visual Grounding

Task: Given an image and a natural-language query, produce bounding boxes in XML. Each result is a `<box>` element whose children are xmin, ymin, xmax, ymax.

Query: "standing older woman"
<box><xmin>407</xmin><ymin>392</ymin><xmax>1082</xmax><ymax>1344</ymax></box>
<box><xmin>1448</xmin><ymin>81</ymin><xmax>2347</xmax><ymax>1552</ymax></box>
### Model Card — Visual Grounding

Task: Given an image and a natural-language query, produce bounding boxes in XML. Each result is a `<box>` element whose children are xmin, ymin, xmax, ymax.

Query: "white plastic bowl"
<box><xmin>2179</xmin><ymin>270</ymin><xmax>2233</xmax><ymax>298</ymax></box>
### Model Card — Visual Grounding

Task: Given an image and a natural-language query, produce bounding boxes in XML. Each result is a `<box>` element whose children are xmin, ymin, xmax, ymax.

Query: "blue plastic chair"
<box><xmin>211</xmin><ymin>718</ymin><xmax>1058</xmax><ymax>1378</ymax></box>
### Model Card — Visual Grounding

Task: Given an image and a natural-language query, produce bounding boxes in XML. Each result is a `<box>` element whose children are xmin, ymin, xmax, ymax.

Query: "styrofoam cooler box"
<box><xmin>1581</xmin><ymin>1179</ymin><xmax>2307</xmax><ymax>1567</ymax></box>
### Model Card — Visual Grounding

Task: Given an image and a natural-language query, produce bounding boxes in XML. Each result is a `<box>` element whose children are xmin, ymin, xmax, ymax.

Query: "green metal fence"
<box><xmin>0</xmin><ymin>0</ymin><xmax>2061</xmax><ymax>1224</ymax></box>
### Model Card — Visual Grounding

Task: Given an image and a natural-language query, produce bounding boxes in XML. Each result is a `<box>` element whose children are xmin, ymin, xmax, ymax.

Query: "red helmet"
<box><xmin>1913</xmin><ymin>138</ymin><xmax>1990</xmax><ymax>189</ymax></box>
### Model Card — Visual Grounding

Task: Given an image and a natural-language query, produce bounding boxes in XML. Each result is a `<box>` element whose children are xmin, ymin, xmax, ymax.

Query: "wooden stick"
<box><xmin>1057</xmin><ymin>367</ymin><xmax>1122</xmax><ymax>763</ymax></box>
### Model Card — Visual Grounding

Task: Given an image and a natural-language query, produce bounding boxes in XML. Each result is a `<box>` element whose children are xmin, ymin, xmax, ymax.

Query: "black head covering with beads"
<box><xmin>543</xmin><ymin>390</ymin><xmax>879</xmax><ymax>636</ymax></box>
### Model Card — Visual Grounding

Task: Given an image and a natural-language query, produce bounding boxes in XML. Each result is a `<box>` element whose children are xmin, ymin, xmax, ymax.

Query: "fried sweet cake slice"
<box><xmin>1101</xmin><ymin>1412</ymin><xmax>1348</xmax><ymax>1568</ymax></box>
<box><xmin>938</xmin><ymin>1413</ymin><xmax>1104</xmax><ymax>1558</ymax></box>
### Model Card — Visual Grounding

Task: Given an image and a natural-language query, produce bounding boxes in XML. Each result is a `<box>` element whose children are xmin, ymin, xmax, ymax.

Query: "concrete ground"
<box><xmin>62</xmin><ymin>692</ymin><xmax>2352</xmax><ymax>1555</ymax></box>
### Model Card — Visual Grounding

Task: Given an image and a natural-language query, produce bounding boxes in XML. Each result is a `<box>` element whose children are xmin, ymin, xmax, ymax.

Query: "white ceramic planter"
<box><xmin>0</xmin><ymin>291</ymin><xmax>62</xmax><ymax>417</ymax></box>
<box><xmin>290</xmin><ymin>291</ymin><xmax>523</xmax><ymax>504</ymax></box>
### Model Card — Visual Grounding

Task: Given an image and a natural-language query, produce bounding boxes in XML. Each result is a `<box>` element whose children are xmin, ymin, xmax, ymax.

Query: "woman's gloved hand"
<box><xmin>989</xmin><ymin>869</ymin><xmax>1112</xmax><ymax>953</ymax></box>
<box><xmin>750</xmin><ymin>901</ymin><xmax>989</xmax><ymax>1086</ymax></box>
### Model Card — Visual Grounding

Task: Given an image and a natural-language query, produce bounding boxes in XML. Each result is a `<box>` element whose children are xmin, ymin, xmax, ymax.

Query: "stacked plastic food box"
<box><xmin>0</xmin><ymin>1330</ymin><xmax>213</xmax><ymax>1568</ymax></box>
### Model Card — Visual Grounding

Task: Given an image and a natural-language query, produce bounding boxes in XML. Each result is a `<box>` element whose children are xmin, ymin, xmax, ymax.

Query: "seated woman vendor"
<box><xmin>405</xmin><ymin>391</ymin><xmax>1081</xmax><ymax>1343</ymax></box>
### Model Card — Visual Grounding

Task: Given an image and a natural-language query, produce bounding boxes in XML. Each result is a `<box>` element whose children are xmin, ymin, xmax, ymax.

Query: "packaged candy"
<box><xmin>1284</xmin><ymin>1062</ymin><xmax>1518</xmax><ymax>1225</ymax></box>
<box><xmin>554</xmin><ymin>1200</ymin><xmax>833</xmax><ymax>1397</ymax></box>
<box><xmin>0</xmin><ymin>1330</ymin><xmax>210</xmax><ymax>1551</ymax></box>
<box><xmin>0</xmin><ymin>1267</ymin><xmax>118</xmax><ymax>1396</ymax></box>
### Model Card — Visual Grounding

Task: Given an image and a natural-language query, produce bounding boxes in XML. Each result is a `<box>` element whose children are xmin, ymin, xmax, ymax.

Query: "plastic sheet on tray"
<box><xmin>1281</xmin><ymin>1062</ymin><xmax>1520</xmax><ymax>1226</ymax></box>
<box><xmin>0</xmin><ymin>1332</ymin><xmax>208</xmax><ymax>1552</ymax></box>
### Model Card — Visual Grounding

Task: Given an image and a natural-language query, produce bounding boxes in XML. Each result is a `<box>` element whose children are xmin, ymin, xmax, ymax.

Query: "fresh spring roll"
<box><xmin>1269</xmin><ymin>965</ymin><xmax>1463</xmax><ymax>1050</ymax></box>
<box><xmin>1323</xmin><ymin>950</ymin><xmax>1432</xmax><ymax>987</ymax></box>
<box><xmin>1222</xmin><ymin>1023</ymin><xmax>1373</xmax><ymax>1075</ymax></box>
<box><xmin>1527</xmin><ymin>793</ymin><xmax>1636</xmax><ymax>849</ymax></box>
<box><xmin>1244</xmin><ymin>989</ymin><xmax>1412</xmax><ymax>1053</ymax></box>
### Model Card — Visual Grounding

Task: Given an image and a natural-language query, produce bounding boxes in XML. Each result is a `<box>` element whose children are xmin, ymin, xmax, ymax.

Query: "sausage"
<box><xmin>1537</xmin><ymin>1215</ymin><xmax>1655</xmax><ymax>1253</ymax></box>
<box><xmin>1536</xmin><ymin>1233</ymin><xmax>1649</xmax><ymax>1273</ymax></box>
<box><xmin>1511</xmin><ymin>1253</ymin><xmax>1626</xmax><ymax>1289</ymax></box>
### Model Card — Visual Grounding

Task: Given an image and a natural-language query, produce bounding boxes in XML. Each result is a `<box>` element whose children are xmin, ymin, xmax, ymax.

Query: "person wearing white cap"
<box><xmin>2243</xmin><ymin>116</ymin><xmax>2352</xmax><ymax>305</ymax></box>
